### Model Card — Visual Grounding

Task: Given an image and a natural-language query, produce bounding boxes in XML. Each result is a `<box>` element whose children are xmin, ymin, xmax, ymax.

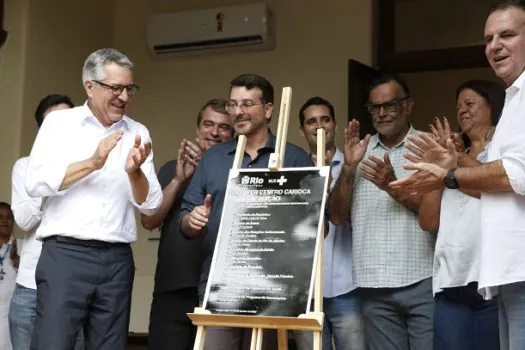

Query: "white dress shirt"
<box><xmin>11</xmin><ymin>157</ymin><xmax>42</xmax><ymax>289</ymax></box>
<box><xmin>25</xmin><ymin>104</ymin><xmax>162</xmax><ymax>243</ymax></box>
<box><xmin>478</xmin><ymin>70</ymin><xmax>525</xmax><ymax>294</ymax></box>
<box><xmin>323</xmin><ymin>149</ymin><xmax>356</xmax><ymax>297</ymax></box>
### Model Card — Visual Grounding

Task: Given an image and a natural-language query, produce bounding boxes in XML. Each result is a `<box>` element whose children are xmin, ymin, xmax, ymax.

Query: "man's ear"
<box><xmin>85</xmin><ymin>80</ymin><xmax>94</xmax><ymax>99</ymax></box>
<box><xmin>405</xmin><ymin>97</ymin><xmax>414</xmax><ymax>115</ymax></box>
<box><xmin>264</xmin><ymin>102</ymin><xmax>273</xmax><ymax>121</ymax></box>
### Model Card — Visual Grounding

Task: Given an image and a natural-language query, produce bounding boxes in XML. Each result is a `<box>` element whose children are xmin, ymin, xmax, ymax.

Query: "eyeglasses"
<box><xmin>93</xmin><ymin>80</ymin><xmax>140</xmax><ymax>96</ymax></box>
<box><xmin>366</xmin><ymin>97</ymin><xmax>409</xmax><ymax>115</ymax></box>
<box><xmin>225</xmin><ymin>100</ymin><xmax>265</xmax><ymax>113</ymax></box>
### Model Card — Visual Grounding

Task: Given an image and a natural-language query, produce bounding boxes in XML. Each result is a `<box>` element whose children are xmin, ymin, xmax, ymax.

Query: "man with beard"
<box><xmin>330</xmin><ymin>74</ymin><xmax>435</xmax><ymax>350</ymax></box>
<box><xmin>143</xmin><ymin>99</ymin><xmax>233</xmax><ymax>350</ymax></box>
<box><xmin>180</xmin><ymin>74</ymin><xmax>313</xmax><ymax>349</ymax></box>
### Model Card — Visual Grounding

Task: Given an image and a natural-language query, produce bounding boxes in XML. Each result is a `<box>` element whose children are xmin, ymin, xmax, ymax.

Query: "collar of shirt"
<box><xmin>370</xmin><ymin>125</ymin><xmax>417</xmax><ymax>150</ymax></box>
<box><xmin>507</xmin><ymin>70</ymin><xmax>525</xmax><ymax>101</ymax></box>
<box><xmin>226</xmin><ymin>129</ymin><xmax>276</xmax><ymax>155</ymax></box>
<box><xmin>332</xmin><ymin>148</ymin><xmax>343</xmax><ymax>166</ymax></box>
<box><xmin>79</xmin><ymin>101</ymin><xmax>131</xmax><ymax>131</ymax></box>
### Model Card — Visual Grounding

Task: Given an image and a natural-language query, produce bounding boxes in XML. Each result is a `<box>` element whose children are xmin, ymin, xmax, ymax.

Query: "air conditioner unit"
<box><xmin>146</xmin><ymin>4</ymin><xmax>275</xmax><ymax>56</ymax></box>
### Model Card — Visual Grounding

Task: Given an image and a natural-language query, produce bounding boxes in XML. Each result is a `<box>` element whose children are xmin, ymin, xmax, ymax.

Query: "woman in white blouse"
<box><xmin>418</xmin><ymin>80</ymin><xmax>505</xmax><ymax>350</ymax></box>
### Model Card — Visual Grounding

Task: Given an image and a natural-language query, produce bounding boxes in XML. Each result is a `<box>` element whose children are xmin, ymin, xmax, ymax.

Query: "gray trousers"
<box><xmin>360</xmin><ymin>278</ymin><xmax>434</xmax><ymax>350</ymax></box>
<box><xmin>30</xmin><ymin>237</ymin><xmax>134</xmax><ymax>350</ymax></box>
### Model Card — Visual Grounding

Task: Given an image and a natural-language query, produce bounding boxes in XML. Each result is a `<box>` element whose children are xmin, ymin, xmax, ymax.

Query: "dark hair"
<box><xmin>34</xmin><ymin>94</ymin><xmax>74</xmax><ymax>127</ymax></box>
<box><xmin>230</xmin><ymin>74</ymin><xmax>274</xmax><ymax>104</ymax></box>
<box><xmin>0</xmin><ymin>202</ymin><xmax>13</xmax><ymax>217</ymax></box>
<box><xmin>456</xmin><ymin>79</ymin><xmax>505</xmax><ymax>148</ymax></box>
<box><xmin>196</xmin><ymin>98</ymin><xmax>229</xmax><ymax>126</ymax></box>
<box><xmin>489</xmin><ymin>0</ymin><xmax>525</xmax><ymax>15</ymax></box>
<box><xmin>298</xmin><ymin>96</ymin><xmax>336</xmax><ymax>127</ymax></box>
<box><xmin>367</xmin><ymin>73</ymin><xmax>411</xmax><ymax>99</ymax></box>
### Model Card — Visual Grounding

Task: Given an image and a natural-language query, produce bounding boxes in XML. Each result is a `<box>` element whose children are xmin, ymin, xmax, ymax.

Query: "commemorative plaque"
<box><xmin>203</xmin><ymin>166</ymin><xmax>330</xmax><ymax>317</ymax></box>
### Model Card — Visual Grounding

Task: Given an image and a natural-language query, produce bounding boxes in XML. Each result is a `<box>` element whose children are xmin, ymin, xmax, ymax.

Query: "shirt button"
<box><xmin>248</xmin><ymin>165</ymin><xmax>252</xmax><ymax>168</ymax></box>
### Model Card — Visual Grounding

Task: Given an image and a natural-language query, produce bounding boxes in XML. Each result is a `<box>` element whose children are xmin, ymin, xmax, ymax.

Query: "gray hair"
<box><xmin>82</xmin><ymin>48</ymin><xmax>134</xmax><ymax>84</ymax></box>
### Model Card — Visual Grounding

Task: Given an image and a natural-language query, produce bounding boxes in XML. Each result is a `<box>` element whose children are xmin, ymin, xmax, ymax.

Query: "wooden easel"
<box><xmin>189</xmin><ymin>87</ymin><xmax>326</xmax><ymax>350</ymax></box>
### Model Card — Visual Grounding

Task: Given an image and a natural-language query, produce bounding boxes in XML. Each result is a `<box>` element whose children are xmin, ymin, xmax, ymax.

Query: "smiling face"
<box><xmin>368</xmin><ymin>80</ymin><xmax>412</xmax><ymax>147</ymax></box>
<box><xmin>300</xmin><ymin>104</ymin><xmax>336</xmax><ymax>151</ymax></box>
<box><xmin>456</xmin><ymin>88</ymin><xmax>493</xmax><ymax>139</ymax></box>
<box><xmin>228</xmin><ymin>86</ymin><xmax>273</xmax><ymax>136</ymax></box>
<box><xmin>485</xmin><ymin>6</ymin><xmax>525</xmax><ymax>86</ymax></box>
<box><xmin>84</xmin><ymin>62</ymin><xmax>134</xmax><ymax>127</ymax></box>
<box><xmin>196</xmin><ymin>106</ymin><xmax>233</xmax><ymax>150</ymax></box>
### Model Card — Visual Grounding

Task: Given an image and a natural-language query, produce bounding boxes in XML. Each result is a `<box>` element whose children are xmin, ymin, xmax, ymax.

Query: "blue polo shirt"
<box><xmin>180</xmin><ymin>131</ymin><xmax>313</xmax><ymax>297</ymax></box>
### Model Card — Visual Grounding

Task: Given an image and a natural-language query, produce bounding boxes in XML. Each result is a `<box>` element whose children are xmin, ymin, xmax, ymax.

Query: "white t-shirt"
<box><xmin>433</xmin><ymin>149</ymin><xmax>487</xmax><ymax>295</ymax></box>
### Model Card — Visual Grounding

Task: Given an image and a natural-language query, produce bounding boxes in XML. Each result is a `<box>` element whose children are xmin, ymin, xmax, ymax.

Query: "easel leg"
<box><xmin>250</xmin><ymin>328</ymin><xmax>264</xmax><ymax>350</ymax></box>
<box><xmin>313</xmin><ymin>330</ymin><xmax>322</xmax><ymax>350</ymax></box>
<box><xmin>193</xmin><ymin>325</ymin><xmax>207</xmax><ymax>350</ymax></box>
<box><xmin>277</xmin><ymin>329</ymin><xmax>289</xmax><ymax>350</ymax></box>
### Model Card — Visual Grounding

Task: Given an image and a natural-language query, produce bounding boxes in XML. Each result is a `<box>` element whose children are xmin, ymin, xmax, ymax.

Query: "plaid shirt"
<box><xmin>351</xmin><ymin>127</ymin><xmax>435</xmax><ymax>288</ymax></box>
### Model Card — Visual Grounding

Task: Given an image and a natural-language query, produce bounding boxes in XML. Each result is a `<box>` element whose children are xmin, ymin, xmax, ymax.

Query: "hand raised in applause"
<box><xmin>91</xmin><ymin>131</ymin><xmax>123</xmax><ymax>169</ymax></box>
<box><xmin>174</xmin><ymin>139</ymin><xmax>196</xmax><ymax>183</ymax></box>
<box><xmin>125</xmin><ymin>135</ymin><xmax>152</xmax><ymax>174</ymax></box>
<box><xmin>342</xmin><ymin>119</ymin><xmax>371</xmax><ymax>171</ymax></box>
<box><xmin>188</xmin><ymin>194</ymin><xmax>212</xmax><ymax>232</ymax></box>
<box><xmin>360</xmin><ymin>152</ymin><xmax>396</xmax><ymax>191</ymax></box>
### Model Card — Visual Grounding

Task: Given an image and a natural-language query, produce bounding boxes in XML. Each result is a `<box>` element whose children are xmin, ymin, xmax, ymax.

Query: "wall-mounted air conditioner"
<box><xmin>146</xmin><ymin>3</ymin><xmax>275</xmax><ymax>56</ymax></box>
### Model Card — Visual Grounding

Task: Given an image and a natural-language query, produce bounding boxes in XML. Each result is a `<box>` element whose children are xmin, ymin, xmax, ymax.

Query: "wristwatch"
<box><xmin>444</xmin><ymin>168</ymin><xmax>459</xmax><ymax>189</ymax></box>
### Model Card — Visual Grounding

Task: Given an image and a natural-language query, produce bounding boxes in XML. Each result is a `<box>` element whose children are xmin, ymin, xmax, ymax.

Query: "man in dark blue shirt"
<box><xmin>180</xmin><ymin>74</ymin><xmax>312</xmax><ymax>349</ymax></box>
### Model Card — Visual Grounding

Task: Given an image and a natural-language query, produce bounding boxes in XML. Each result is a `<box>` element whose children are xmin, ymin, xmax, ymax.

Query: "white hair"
<box><xmin>81</xmin><ymin>48</ymin><xmax>134</xmax><ymax>84</ymax></box>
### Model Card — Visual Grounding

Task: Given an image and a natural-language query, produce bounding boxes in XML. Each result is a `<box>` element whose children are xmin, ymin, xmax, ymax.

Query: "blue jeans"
<box><xmin>434</xmin><ymin>283</ymin><xmax>499</xmax><ymax>350</ymax></box>
<box><xmin>294</xmin><ymin>290</ymin><xmax>365</xmax><ymax>350</ymax></box>
<box><xmin>9</xmin><ymin>284</ymin><xmax>85</xmax><ymax>350</ymax></box>
<box><xmin>499</xmin><ymin>282</ymin><xmax>525</xmax><ymax>350</ymax></box>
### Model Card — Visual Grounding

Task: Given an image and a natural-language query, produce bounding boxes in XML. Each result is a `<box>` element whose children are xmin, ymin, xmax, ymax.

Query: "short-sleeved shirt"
<box><xmin>351</xmin><ymin>127</ymin><xmax>435</xmax><ymax>288</ymax></box>
<box><xmin>153</xmin><ymin>160</ymin><xmax>205</xmax><ymax>293</ymax></box>
<box><xmin>180</xmin><ymin>132</ymin><xmax>313</xmax><ymax>296</ymax></box>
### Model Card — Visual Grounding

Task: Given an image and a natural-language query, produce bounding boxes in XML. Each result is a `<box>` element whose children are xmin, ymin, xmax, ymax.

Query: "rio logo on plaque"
<box><xmin>203</xmin><ymin>166</ymin><xmax>330</xmax><ymax>317</ymax></box>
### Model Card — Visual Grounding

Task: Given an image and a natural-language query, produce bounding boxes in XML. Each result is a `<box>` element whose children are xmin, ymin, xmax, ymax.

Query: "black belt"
<box><xmin>44</xmin><ymin>235</ymin><xmax>130</xmax><ymax>249</ymax></box>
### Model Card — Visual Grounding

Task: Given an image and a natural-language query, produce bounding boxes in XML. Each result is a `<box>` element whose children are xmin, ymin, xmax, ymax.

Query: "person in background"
<box><xmin>144</xmin><ymin>99</ymin><xmax>233</xmax><ymax>350</ymax></box>
<box><xmin>415</xmin><ymin>80</ymin><xmax>504</xmax><ymax>350</ymax></box>
<box><xmin>294</xmin><ymin>96</ymin><xmax>365</xmax><ymax>350</ymax></box>
<box><xmin>9</xmin><ymin>94</ymin><xmax>85</xmax><ymax>350</ymax></box>
<box><xmin>1</xmin><ymin>202</ymin><xmax>20</xmax><ymax>350</ymax></box>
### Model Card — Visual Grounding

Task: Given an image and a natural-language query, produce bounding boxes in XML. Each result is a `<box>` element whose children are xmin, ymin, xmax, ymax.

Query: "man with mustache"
<box><xmin>329</xmin><ymin>74</ymin><xmax>435</xmax><ymax>350</ymax></box>
<box><xmin>143</xmin><ymin>99</ymin><xmax>233</xmax><ymax>350</ymax></box>
<box><xmin>180</xmin><ymin>74</ymin><xmax>313</xmax><ymax>349</ymax></box>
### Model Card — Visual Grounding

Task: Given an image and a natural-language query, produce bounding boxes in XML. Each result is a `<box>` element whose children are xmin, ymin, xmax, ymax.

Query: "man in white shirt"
<box><xmin>294</xmin><ymin>96</ymin><xmax>365</xmax><ymax>350</ymax></box>
<box><xmin>9</xmin><ymin>94</ymin><xmax>86</xmax><ymax>350</ymax></box>
<box><xmin>390</xmin><ymin>2</ymin><xmax>525</xmax><ymax>349</ymax></box>
<box><xmin>25</xmin><ymin>48</ymin><xmax>162</xmax><ymax>350</ymax></box>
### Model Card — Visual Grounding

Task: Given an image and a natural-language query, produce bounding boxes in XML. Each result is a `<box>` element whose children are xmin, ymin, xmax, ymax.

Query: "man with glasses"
<box><xmin>329</xmin><ymin>74</ymin><xmax>435</xmax><ymax>350</ymax></box>
<box><xmin>25</xmin><ymin>48</ymin><xmax>162</xmax><ymax>350</ymax></box>
<box><xmin>143</xmin><ymin>99</ymin><xmax>233</xmax><ymax>350</ymax></box>
<box><xmin>180</xmin><ymin>74</ymin><xmax>313</xmax><ymax>349</ymax></box>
